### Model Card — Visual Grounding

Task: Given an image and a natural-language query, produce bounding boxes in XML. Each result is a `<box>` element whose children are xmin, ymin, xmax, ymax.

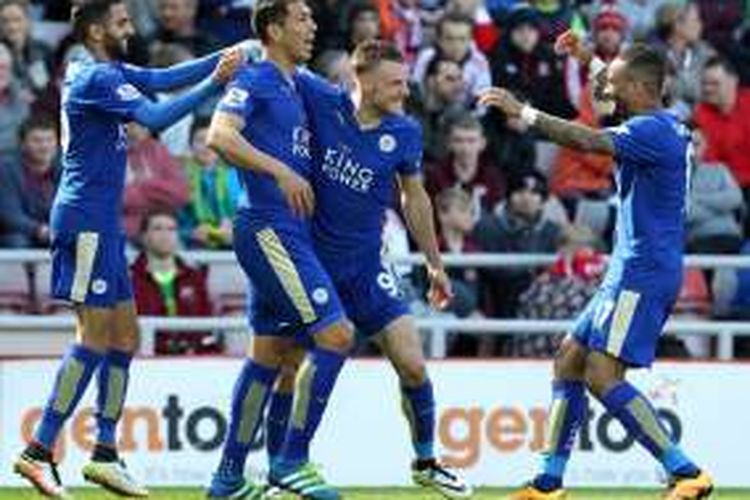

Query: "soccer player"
<box><xmin>258</xmin><ymin>40</ymin><xmax>473</xmax><ymax>499</ymax></box>
<box><xmin>479</xmin><ymin>36</ymin><xmax>714</xmax><ymax>500</ymax></box>
<box><xmin>12</xmin><ymin>0</ymin><xmax>243</xmax><ymax>497</ymax></box>
<box><xmin>205</xmin><ymin>1</ymin><xmax>354</xmax><ymax>499</ymax></box>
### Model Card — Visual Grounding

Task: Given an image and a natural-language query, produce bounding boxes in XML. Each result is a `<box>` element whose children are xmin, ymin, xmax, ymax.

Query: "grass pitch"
<box><xmin>1</xmin><ymin>488</ymin><xmax>749</xmax><ymax>499</ymax></box>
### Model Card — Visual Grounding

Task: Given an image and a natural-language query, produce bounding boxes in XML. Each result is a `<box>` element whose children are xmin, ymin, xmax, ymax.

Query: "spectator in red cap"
<box><xmin>656</xmin><ymin>1</ymin><xmax>714</xmax><ymax>120</ymax></box>
<box><xmin>565</xmin><ymin>5</ymin><xmax>627</xmax><ymax>109</ymax></box>
<box><xmin>592</xmin><ymin>0</ymin><xmax>669</xmax><ymax>41</ymax></box>
<box><xmin>694</xmin><ymin>56</ymin><xmax>750</xmax><ymax>236</ymax></box>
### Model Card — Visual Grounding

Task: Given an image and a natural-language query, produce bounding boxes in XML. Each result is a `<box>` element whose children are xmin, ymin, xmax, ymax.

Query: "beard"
<box><xmin>104</xmin><ymin>36</ymin><xmax>129</xmax><ymax>60</ymax></box>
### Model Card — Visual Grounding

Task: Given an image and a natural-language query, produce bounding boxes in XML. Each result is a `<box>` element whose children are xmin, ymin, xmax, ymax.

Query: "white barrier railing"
<box><xmin>0</xmin><ymin>315</ymin><xmax>748</xmax><ymax>360</ymax></box>
<box><xmin>2</xmin><ymin>249</ymin><xmax>750</xmax><ymax>268</ymax></box>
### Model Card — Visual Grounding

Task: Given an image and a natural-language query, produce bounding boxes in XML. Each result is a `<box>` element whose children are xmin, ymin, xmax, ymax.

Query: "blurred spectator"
<box><xmin>345</xmin><ymin>1</ymin><xmax>381</xmax><ymax>51</ymax></box>
<box><xmin>425</xmin><ymin>113</ymin><xmax>506</xmax><ymax>218</ymax></box>
<box><xmin>374</xmin><ymin>0</ymin><xmax>424</xmax><ymax>65</ymax></box>
<box><xmin>486</xmin><ymin>4</ymin><xmax>573</xmax><ymax>176</ymax></box>
<box><xmin>123</xmin><ymin>123</ymin><xmax>190</xmax><ymax>241</ymax></box>
<box><xmin>131</xmin><ymin>211</ymin><xmax>219</xmax><ymax>355</ymax></box>
<box><xmin>491</xmin><ymin>4</ymin><xmax>576</xmax><ymax>118</ymax></box>
<box><xmin>0</xmin><ymin>0</ymin><xmax>53</xmax><ymax>99</ymax></box>
<box><xmin>695</xmin><ymin>0</ymin><xmax>745</xmax><ymax>56</ymax></box>
<box><xmin>474</xmin><ymin>171</ymin><xmax>562</xmax><ymax>320</ymax></box>
<box><xmin>529</xmin><ymin>0</ymin><xmax>584</xmax><ymax>44</ymax></box>
<box><xmin>179</xmin><ymin>119</ymin><xmax>241</xmax><ymax>249</ymax></box>
<box><xmin>151</xmin><ymin>42</ymin><xmax>197</xmax><ymax>157</ymax></box>
<box><xmin>412</xmin><ymin>12</ymin><xmax>491</xmax><ymax>106</ymax></box>
<box><xmin>311</xmin><ymin>0</ymin><xmax>358</xmax><ymax>54</ymax></box>
<box><xmin>127</xmin><ymin>0</ymin><xmax>160</xmax><ymax>39</ymax></box>
<box><xmin>436</xmin><ymin>187</ymin><xmax>482</xmax><ymax>319</ymax></box>
<box><xmin>0</xmin><ymin>42</ymin><xmax>30</xmax><ymax>157</ymax></box>
<box><xmin>512</xmin><ymin>224</ymin><xmax>604</xmax><ymax>356</ymax></box>
<box><xmin>313</xmin><ymin>49</ymin><xmax>356</xmax><ymax>92</ymax></box>
<box><xmin>444</xmin><ymin>0</ymin><xmax>500</xmax><ymax>54</ymax></box>
<box><xmin>592</xmin><ymin>0</ymin><xmax>669</xmax><ymax>41</ymax></box>
<box><xmin>550</xmin><ymin>87</ymin><xmax>614</xmax><ymax>217</ymax></box>
<box><xmin>0</xmin><ymin>115</ymin><xmax>58</xmax><ymax>248</ymax></box>
<box><xmin>565</xmin><ymin>5</ymin><xmax>627</xmax><ymax>109</ymax></box>
<box><xmin>482</xmin><ymin>112</ymin><xmax>537</xmax><ymax>177</ymax></box>
<box><xmin>656</xmin><ymin>1</ymin><xmax>714</xmax><ymax>120</ymax></box>
<box><xmin>406</xmin><ymin>56</ymin><xmax>466</xmax><ymax>161</ymax></box>
<box><xmin>686</xmin><ymin>128</ymin><xmax>744</xmax><ymax>255</ymax></box>
<box><xmin>197</xmin><ymin>0</ymin><xmax>253</xmax><ymax>45</ymax></box>
<box><xmin>694</xmin><ymin>56</ymin><xmax>750</xmax><ymax>235</ymax></box>
<box><xmin>730</xmin><ymin>21</ymin><xmax>750</xmax><ymax>85</ymax></box>
<box><xmin>153</xmin><ymin>0</ymin><xmax>219</xmax><ymax>56</ymax></box>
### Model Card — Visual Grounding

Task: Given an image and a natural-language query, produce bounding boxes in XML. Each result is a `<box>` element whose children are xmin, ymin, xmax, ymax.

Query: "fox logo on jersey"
<box><xmin>379</xmin><ymin>134</ymin><xmax>397</xmax><ymax>153</ymax></box>
<box><xmin>321</xmin><ymin>145</ymin><xmax>375</xmax><ymax>193</ymax></box>
<box><xmin>292</xmin><ymin>126</ymin><xmax>312</xmax><ymax>159</ymax></box>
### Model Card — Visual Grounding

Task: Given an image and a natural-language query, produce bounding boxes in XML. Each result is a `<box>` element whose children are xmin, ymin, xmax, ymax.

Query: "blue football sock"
<box><xmin>534</xmin><ymin>380</ymin><xmax>586</xmax><ymax>491</ymax></box>
<box><xmin>217</xmin><ymin>360</ymin><xmax>278</xmax><ymax>477</ymax></box>
<box><xmin>277</xmin><ymin>347</ymin><xmax>346</xmax><ymax>467</ymax></box>
<box><xmin>401</xmin><ymin>380</ymin><xmax>436</xmax><ymax>461</ymax></box>
<box><xmin>35</xmin><ymin>344</ymin><xmax>103</xmax><ymax>451</ymax></box>
<box><xmin>601</xmin><ymin>382</ymin><xmax>699</xmax><ymax>477</ymax></box>
<box><xmin>266</xmin><ymin>391</ymin><xmax>293</xmax><ymax>464</ymax></box>
<box><xmin>95</xmin><ymin>349</ymin><xmax>132</xmax><ymax>449</ymax></box>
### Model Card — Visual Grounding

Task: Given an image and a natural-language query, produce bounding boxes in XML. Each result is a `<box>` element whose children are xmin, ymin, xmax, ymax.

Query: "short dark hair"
<box><xmin>252</xmin><ymin>0</ymin><xmax>301</xmax><ymax>44</ymax></box>
<box><xmin>703</xmin><ymin>55</ymin><xmax>738</xmax><ymax>77</ymax></box>
<box><xmin>352</xmin><ymin>39</ymin><xmax>403</xmax><ymax>74</ymax></box>
<box><xmin>620</xmin><ymin>43</ymin><xmax>668</xmax><ymax>96</ymax></box>
<box><xmin>424</xmin><ymin>55</ymin><xmax>458</xmax><ymax>80</ymax></box>
<box><xmin>436</xmin><ymin>12</ymin><xmax>473</xmax><ymax>38</ymax></box>
<box><xmin>71</xmin><ymin>0</ymin><xmax>123</xmax><ymax>42</ymax></box>
<box><xmin>19</xmin><ymin>114</ymin><xmax>57</xmax><ymax>142</ymax></box>
<box><xmin>348</xmin><ymin>0</ymin><xmax>378</xmax><ymax>25</ymax></box>
<box><xmin>140</xmin><ymin>210</ymin><xmax>177</xmax><ymax>234</ymax></box>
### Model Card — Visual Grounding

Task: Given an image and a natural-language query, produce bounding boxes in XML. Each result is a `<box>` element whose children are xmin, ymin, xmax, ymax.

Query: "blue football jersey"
<box><xmin>51</xmin><ymin>50</ymin><xmax>148</xmax><ymax>234</ymax></box>
<box><xmin>604</xmin><ymin>110</ymin><xmax>692</xmax><ymax>288</ymax></box>
<box><xmin>215</xmin><ymin>61</ymin><xmax>313</xmax><ymax>223</ymax></box>
<box><xmin>295</xmin><ymin>72</ymin><xmax>422</xmax><ymax>276</ymax></box>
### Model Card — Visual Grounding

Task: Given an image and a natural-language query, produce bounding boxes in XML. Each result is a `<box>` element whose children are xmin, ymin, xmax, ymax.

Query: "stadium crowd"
<box><xmin>1</xmin><ymin>0</ymin><xmax>750</xmax><ymax>357</ymax></box>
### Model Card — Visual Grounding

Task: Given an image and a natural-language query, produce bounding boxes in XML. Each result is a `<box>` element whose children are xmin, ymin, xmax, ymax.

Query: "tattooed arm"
<box><xmin>479</xmin><ymin>87</ymin><xmax>615</xmax><ymax>156</ymax></box>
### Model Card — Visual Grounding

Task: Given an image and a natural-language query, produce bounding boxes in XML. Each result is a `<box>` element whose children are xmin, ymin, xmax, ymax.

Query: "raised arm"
<box><xmin>120</xmin><ymin>41</ymin><xmax>261</xmax><ymax>93</ymax></box>
<box><xmin>398</xmin><ymin>173</ymin><xmax>453</xmax><ymax>309</ymax></box>
<box><xmin>479</xmin><ymin>87</ymin><xmax>615</xmax><ymax>155</ymax></box>
<box><xmin>130</xmin><ymin>47</ymin><xmax>243</xmax><ymax>131</ymax></box>
<box><xmin>120</xmin><ymin>52</ymin><xmax>222</xmax><ymax>93</ymax></box>
<box><xmin>206</xmin><ymin>111</ymin><xmax>315</xmax><ymax>217</ymax></box>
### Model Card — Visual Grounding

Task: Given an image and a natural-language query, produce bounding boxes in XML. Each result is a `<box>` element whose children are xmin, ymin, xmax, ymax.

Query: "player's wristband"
<box><xmin>589</xmin><ymin>57</ymin><xmax>607</xmax><ymax>81</ymax></box>
<box><xmin>520</xmin><ymin>105</ymin><xmax>540</xmax><ymax>127</ymax></box>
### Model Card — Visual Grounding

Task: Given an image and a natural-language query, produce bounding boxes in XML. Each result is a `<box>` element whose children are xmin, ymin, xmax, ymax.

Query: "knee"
<box><xmin>398</xmin><ymin>360</ymin><xmax>428</xmax><ymax>388</ymax></box>
<box><xmin>77</xmin><ymin>326</ymin><xmax>109</xmax><ymax>354</ymax></box>
<box><xmin>276</xmin><ymin>352</ymin><xmax>302</xmax><ymax>393</ymax></box>
<box><xmin>109</xmin><ymin>329</ymin><xmax>141</xmax><ymax>354</ymax></box>
<box><xmin>553</xmin><ymin>336</ymin><xmax>586</xmax><ymax>380</ymax></box>
<box><xmin>276</xmin><ymin>365</ymin><xmax>298</xmax><ymax>393</ymax></box>
<box><xmin>583</xmin><ymin>354</ymin><xmax>623</xmax><ymax>398</ymax></box>
<box><xmin>314</xmin><ymin>321</ymin><xmax>353</xmax><ymax>353</ymax></box>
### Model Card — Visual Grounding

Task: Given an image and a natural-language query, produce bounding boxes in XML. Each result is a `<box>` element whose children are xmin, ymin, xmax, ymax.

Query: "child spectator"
<box><xmin>131</xmin><ymin>211</ymin><xmax>218</xmax><ymax>355</ymax></box>
<box><xmin>179</xmin><ymin>119</ymin><xmax>241</xmax><ymax>249</ymax></box>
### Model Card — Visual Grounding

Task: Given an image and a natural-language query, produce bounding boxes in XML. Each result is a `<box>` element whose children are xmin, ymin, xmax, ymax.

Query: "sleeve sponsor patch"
<box><xmin>116</xmin><ymin>83</ymin><xmax>142</xmax><ymax>101</ymax></box>
<box><xmin>221</xmin><ymin>87</ymin><xmax>249</xmax><ymax>108</ymax></box>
